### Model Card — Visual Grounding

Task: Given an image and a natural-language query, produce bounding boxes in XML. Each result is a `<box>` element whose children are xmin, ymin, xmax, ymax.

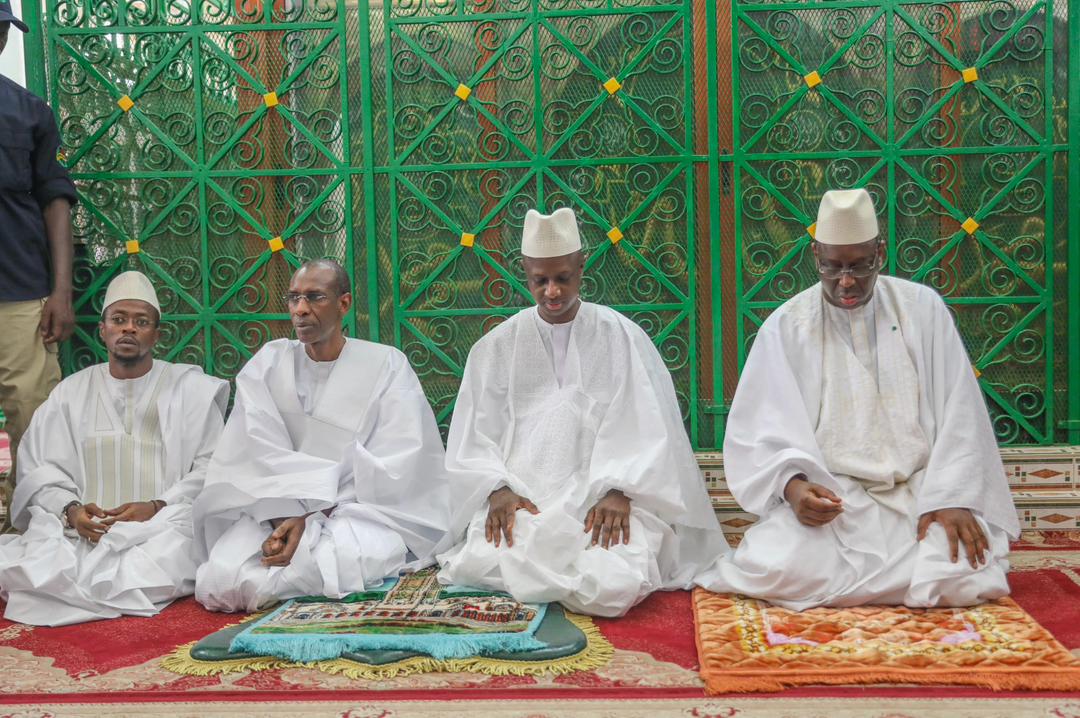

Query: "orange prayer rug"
<box><xmin>693</xmin><ymin>588</ymin><xmax>1080</xmax><ymax>694</ymax></box>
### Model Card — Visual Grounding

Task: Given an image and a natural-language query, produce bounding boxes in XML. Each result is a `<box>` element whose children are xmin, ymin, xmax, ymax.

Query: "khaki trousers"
<box><xmin>0</xmin><ymin>299</ymin><xmax>62</xmax><ymax>531</ymax></box>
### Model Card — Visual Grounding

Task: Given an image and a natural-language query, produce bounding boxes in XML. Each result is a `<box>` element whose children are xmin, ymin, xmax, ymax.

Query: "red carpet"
<box><xmin>1</xmin><ymin>535</ymin><xmax>1079</xmax><ymax>716</ymax></box>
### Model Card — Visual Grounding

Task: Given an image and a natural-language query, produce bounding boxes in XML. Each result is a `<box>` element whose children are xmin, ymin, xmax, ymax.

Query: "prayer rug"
<box><xmin>225</xmin><ymin>569</ymin><xmax>548</xmax><ymax>662</ymax></box>
<box><xmin>165</xmin><ymin>596</ymin><xmax>608</xmax><ymax>680</ymax></box>
<box><xmin>693</xmin><ymin>588</ymin><xmax>1080</xmax><ymax>693</ymax></box>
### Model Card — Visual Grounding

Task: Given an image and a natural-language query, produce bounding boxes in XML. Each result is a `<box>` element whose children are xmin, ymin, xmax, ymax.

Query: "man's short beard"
<box><xmin>112</xmin><ymin>351</ymin><xmax>142</xmax><ymax>366</ymax></box>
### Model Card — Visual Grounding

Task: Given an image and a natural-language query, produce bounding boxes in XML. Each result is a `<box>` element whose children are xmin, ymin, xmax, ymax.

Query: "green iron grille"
<box><xmin>30</xmin><ymin>0</ymin><xmax>1080</xmax><ymax>448</ymax></box>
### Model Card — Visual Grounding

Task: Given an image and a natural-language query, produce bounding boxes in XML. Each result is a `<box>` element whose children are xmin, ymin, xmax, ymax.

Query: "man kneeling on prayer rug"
<box><xmin>194</xmin><ymin>259</ymin><xmax>450</xmax><ymax>612</ymax></box>
<box><xmin>696</xmin><ymin>188</ymin><xmax>1018</xmax><ymax>609</ymax></box>
<box><xmin>436</xmin><ymin>208</ymin><xmax>727</xmax><ymax>617</ymax></box>
<box><xmin>0</xmin><ymin>271</ymin><xmax>229</xmax><ymax>625</ymax></box>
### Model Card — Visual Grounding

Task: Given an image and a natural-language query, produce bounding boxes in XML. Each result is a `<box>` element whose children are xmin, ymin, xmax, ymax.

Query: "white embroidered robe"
<box><xmin>436</xmin><ymin>303</ymin><xmax>727</xmax><ymax>617</ymax></box>
<box><xmin>194</xmin><ymin>338</ymin><xmax>449</xmax><ymax>612</ymax></box>
<box><xmin>697</xmin><ymin>277</ymin><xmax>1018</xmax><ymax>609</ymax></box>
<box><xmin>0</xmin><ymin>361</ymin><xmax>227</xmax><ymax>625</ymax></box>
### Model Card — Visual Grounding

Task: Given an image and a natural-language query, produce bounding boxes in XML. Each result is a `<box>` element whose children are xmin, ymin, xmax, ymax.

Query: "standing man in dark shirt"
<box><xmin>0</xmin><ymin>1</ymin><xmax>78</xmax><ymax>531</ymax></box>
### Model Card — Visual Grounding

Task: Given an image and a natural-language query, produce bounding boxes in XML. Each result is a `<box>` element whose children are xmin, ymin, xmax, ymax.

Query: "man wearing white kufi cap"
<box><xmin>697</xmin><ymin>188</ymin><xmax>1017</xmax><ymax>608</ymax></box>
<box><xmin>0</xmin><ymin>271</ymin><xmax>228</xmax><ymax>625</ymax></box>
<box><xmin>437</xmin><ymin>208</ymin><xmax>726</xmax><ymax>617</ymax></box>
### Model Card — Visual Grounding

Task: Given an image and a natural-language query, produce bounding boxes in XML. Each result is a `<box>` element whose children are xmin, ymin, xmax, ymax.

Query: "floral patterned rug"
<box><xmin>693</xmin><ymin>590</ymin><xmax>1080</xmax><ymax>693</ymax></box>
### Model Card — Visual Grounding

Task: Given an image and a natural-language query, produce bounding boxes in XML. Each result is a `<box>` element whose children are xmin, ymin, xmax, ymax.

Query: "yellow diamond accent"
<box><xmin>607</xmin><ymin>226</ymin><xmax>624</xmax><ymax>243</ymax></box>
<box><xmin>460</xmin><ymin>233</ymin><xmax>475</xmax><ymax>248</ymax></box>
<box><xmin>804</xmin><ymin>71</ymin><xmax>822</xmax><ymax>88</ymax></box>
<box><xmin>961</xmin><ymin>217</ymin><xmax>980</xmax><ymax>235</ymax></box>
<box><xmin>268</xmin><ymin>236</ymin><xmax>285</xmax><ymax>252</ymax></box>
<box><xmin>962</xmin><ymin>67</ymin><xmax>979</xmax><ymax>84</ymax></box>
<box><xmin>603</xmin><ymin>77</ymin><xmax>622</xmax><ymax>95</ymax></box>
<box><xmin>806</xmin><ymin>222</ymin><xmax>817</xmax><ymax>240</ymax></box>
<box><xmin>263</xmin><ymin>92</ymin><xmax>279</xmax><ymax>108</ymax></box>
<box><xmin>125</xmin><ymin>240</ymin><xmax>140</xmax><ymax>254</ymax></box>
<box><xmin>455</xmin><ymin>84</ymin><xmax>472</xmax><ymax>101</ymax></box>
<box><xmin>117</xmin><ymin>95</ymin><xmax>134</xmax><ymax>112</ymax></box>
<box><xmin>973</xmin><ymin>365</ymin><xmax>982</xmax><ymax>379</ymax></box>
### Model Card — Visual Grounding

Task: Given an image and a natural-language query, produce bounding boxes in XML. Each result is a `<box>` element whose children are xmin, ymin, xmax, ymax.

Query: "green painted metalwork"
<box><xmin>730</xmin><ymin>0</ymin><xmax>1075</xmax><ymax>446</ymax></box>
<box><xmin>32</xmin><ymin>0</ymin><xmax>1079</xmax><ymax>447</ymax></box>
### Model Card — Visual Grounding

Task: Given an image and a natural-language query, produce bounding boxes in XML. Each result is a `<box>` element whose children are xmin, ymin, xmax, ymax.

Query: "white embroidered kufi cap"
<box><xmin>521</xmin><ymin>207</ymin><xmax>582</xmax><ymax>258</ymax></box>
<box><xmin>102</xmin><ymin>270</ymin><xmax>161</xmax><ymax>315</ymax></box>
<box><xmin>815</xmin><ymin>188</ymin><xmax>878</xmax><ymax>246</ymax></box>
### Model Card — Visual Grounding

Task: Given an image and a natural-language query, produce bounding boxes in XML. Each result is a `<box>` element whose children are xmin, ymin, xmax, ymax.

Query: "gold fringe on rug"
<box><xmin>161</xmin><ymin>612</ymin><xmax>613</xmax><ymax>680</ymax></box>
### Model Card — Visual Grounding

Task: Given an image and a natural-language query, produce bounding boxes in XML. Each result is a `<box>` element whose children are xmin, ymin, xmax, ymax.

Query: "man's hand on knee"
<box><xmin>262</xmin><ymin>516</ymin><xmax>307</xmax><ymax>567</ymax></box>
<box><xmin>584</xmin><ymin>489</ymin><xmax>631</xmax><ymax>549</ymax></box>
<box><xmin>783</xmin><ymin>476</ymin><xmax>843</xmax><ymax>527</ymax></box>
<box><xmin>917</xmin><ymin>508</ymin><xmax>988</xmax><ymax>569</ymax></box>
<box><xmin>485</xmin><ymin>487</ymin><xmax>539</xmax><ymax>548</ymax></box>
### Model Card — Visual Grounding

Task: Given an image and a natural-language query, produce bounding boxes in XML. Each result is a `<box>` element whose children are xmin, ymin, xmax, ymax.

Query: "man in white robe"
<box><xmin>194</xmin><ymin>259</ymin><xmax>449</xmax><ymax>612</ymax></box>
<box><xmin>697</xmin><ymin>189</ymin><xmax>1018</xmax><ymax>609</ymax></box>
<box><xmin>437</xmin><ymin>208</ymin><xmax>726</xmax><ymax>617</ymax></box>
<box><xmin>0</xmin><ymin>271</ymin><xmax>228</xmax><ymax>625</ymax></box>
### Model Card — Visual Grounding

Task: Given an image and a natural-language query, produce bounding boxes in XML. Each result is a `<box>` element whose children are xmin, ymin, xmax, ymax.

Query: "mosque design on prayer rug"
<box><xmin>693</xmin><ymin>589</ymin><xmax>1080</xmax><ymax>693</ymax></box>
<box><xmin>223</xmin><ymin>569</ymin><xmax>553</xmax><ymax>663</ymax></box>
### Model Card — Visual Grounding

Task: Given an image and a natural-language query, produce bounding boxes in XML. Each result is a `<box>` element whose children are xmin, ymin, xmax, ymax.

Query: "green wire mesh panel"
<box><xmin>364</xmin><ymin>0</ymin><xmax>704</xmax><ymax>438</ymax></box>
<box><xmin>40</xmin><ymin>0</ymin><xmax>1077</xmax><ymax>447</ymax></box>
<box><xmin>52</xmin><ymin>0</ymin><xmax>355</xmax><ymax>379</ymax></box>
<box><xmin>730</xmin><ymin>0</ymin><xmax>1072</xmax><ymax>445</ymax></box>
<box><xmin>46</xmin><ymin>0</ymin><xmax>711</xmax><ymax>444</ymax></box>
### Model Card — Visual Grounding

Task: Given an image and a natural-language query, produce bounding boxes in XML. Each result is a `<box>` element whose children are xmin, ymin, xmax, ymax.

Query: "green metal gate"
<box><xmin>25</xmin><ymin>0</ymin><xmax>1080</xmax><ymax>448</ymax></box>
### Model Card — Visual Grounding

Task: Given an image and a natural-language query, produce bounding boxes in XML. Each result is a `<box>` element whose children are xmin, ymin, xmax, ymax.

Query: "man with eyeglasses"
<box><xmin>0</xmin><ymin>271</ymin><xmax>228</xmax><ymax>625</ymax></box>
<box><xmin>194</xmin><ymin>259</ymin><xmax>449</xmax><ymax>612</ymax></box>
<box><xmin>697</xmin><ymin>188</ymin><xmax>1017</xmax><ymax>609</ymax></box>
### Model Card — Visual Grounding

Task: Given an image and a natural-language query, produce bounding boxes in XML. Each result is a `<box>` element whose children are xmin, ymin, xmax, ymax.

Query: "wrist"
<box><xmin>61</xmin><ymin>500</ymin><xmax>82</xmax><ymax>527</ymax></box>
<box><xmin>150</xmin><ymin>499</ymin><xmax>165</xmax><ymax>514</ymax></box>
<box><xmin>783</xmin><ymin>475</ymin><xmax>807</xmax><ymax>503</ymax></box>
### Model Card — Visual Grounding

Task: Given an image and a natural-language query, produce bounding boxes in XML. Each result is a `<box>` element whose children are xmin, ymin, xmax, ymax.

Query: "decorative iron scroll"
<box><xmin>43</xmin><ymin>0</ymin><xmax>1075</xmax><ymax>446</ymax></box>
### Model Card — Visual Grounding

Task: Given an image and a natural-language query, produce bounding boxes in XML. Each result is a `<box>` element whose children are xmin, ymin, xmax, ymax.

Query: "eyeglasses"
<box><xmin>282</xmin><ymin>292</ymin><xmax>331</xmax><ymax>307</ymax></box>
<box><xmin>816</xmin><ymin>258</ymin><xmax>881</xmax><ymax>280</ymax></box>
<box><xmin>105</xmin><ymin>314</ymin><xmax>155</xmax><ymax>329</ymax></box>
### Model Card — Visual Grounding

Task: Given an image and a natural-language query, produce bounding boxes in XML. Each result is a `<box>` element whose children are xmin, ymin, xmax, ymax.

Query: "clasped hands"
<box><xmin>261</xmin><ymin>508</ymin><xmax>335</xmax><ymax>567</ymax></box>
<box><xmin>783</xmin><ymin>476</ymin><xmax>990</xmax><ymax>569</ymax></box>
<box><xmin>66</xmin><ymin>500</ymin><xmax>163</xmax><ymax>543</ymax></box>
<box><xmin>484</xmin><ymin>486</ymin><xmax>631</xmax><ymax>550</ymax></box>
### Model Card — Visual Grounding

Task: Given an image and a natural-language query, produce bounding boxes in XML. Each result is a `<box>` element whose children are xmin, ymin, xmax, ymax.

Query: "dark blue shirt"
<box><xmin>0</xmin><ymin>74</ymin><xmax>78</xmax><ymax>301</ymax></box>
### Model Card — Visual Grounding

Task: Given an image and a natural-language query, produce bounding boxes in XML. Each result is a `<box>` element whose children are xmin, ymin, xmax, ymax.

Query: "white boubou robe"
<box><xmin>194</xmin><ymin>338</ymin><xmax>450</xmax><ymax>613</ymax></box>
<box><xmin>0</xmin><ymin>361</ymin><xmax>228</xmax><ymax>626</ymax></box>
<box><xmin>436</xmin><ymin>302</ymin><xmax>727</xmax><ymax>617</ymax></box>
<box><xmin>697</xmin><ymin>276</ymin><xmax>1018</xmax><ymax>609</ymax></box>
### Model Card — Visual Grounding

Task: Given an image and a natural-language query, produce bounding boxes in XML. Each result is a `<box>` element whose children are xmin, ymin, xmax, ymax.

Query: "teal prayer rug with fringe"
<box><xmin>229</xmin><ymin>568</ymin><xmax>547</xmax><ymax>662</ymax></box>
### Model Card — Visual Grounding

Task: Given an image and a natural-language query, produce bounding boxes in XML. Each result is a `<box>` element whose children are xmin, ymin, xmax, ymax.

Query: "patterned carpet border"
<box><xmin>2</xmin><ymin>697</ymin><xmax>1078</xmax><ymax>717</ymax></box>
<box><xmin>161</xmin><ymin>612</ymin><xmax>613</xmax><ymax>680</ymax></box>
<box><xmin>693</xmin><ymin>590</ymin><xmax>1080</xmax><ymax>694</ymax></box>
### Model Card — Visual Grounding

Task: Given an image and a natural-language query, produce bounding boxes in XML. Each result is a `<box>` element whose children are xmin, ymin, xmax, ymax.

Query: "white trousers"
<box><xmin>437</xmin><ymin>503</ymin><xmax>672</xmax><ymax>617</ymax></box>
<box><xmin>0</xmin><ymin>504</ymin><xmax>195</xmax><ymax>626</ymax></box>
<box><xmin>195</xmin><ymin>508</ymin><xmax>408</xmax><ymax>613</ymax></box>
<box><xmin>697</xmin><ymin>491</ymin><xmax>1010</xmax><ymax>610</ymax></box>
